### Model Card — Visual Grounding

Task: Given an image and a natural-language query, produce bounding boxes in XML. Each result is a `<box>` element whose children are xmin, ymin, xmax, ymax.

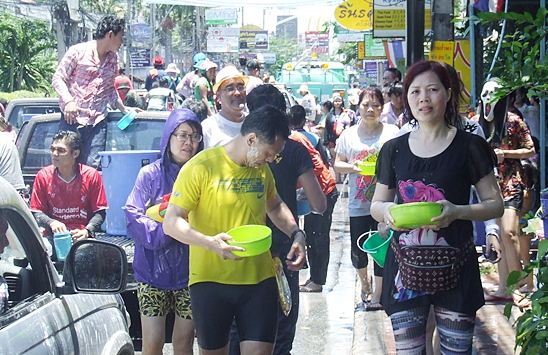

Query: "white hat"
<box><xmin>298</xmin><ymin>84</ymin><xmax>309</xmax><ymax>93</ymax></box>
<box><xmin>166</xmin><ymin>63</ymin><xmax>180</xmax><ymax>74</ymax></box>
<box><xmin>213</xmin><ymin>66</ymin><xmax>249</xmax><ymax>94</ymax></box>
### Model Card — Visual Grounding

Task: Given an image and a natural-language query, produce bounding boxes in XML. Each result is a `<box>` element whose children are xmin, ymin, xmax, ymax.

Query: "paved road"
<box><xmin>137</xmin><ymin>187</ymin><xmax>521</xmax><ymax>354</ymax></box>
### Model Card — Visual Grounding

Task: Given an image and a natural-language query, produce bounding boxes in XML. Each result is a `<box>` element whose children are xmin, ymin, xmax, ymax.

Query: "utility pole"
<box><xmin>432</xmin><ymin>0</ymin><xmax>454</xmax><ymax>42</ymax></box>
<box><xmin>406</xmin><ymin>0</ymin><xmax>425</xmax><ymax>66</ymax></box>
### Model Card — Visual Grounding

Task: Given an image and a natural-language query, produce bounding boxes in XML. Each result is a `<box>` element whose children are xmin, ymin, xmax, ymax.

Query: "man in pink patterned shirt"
<box><xmin>52</xmin><ymin>16</ymin><xmax>131</xmax><ymax>169</ymax></box>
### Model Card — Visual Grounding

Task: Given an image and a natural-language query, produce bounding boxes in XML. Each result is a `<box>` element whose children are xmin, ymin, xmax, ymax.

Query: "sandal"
<box><xmin>365</xmin><ymin>302</ymin><xmax>383</xmax><ymax>311</ymax></box>
<box><xmin>300</xmin><ymin>282</ymin><xmax>323</xmax><ymax>293</ymax></box>
<box><xmin>299</xmin><ymin>278</ymin><xmax>312</xmax><ymax>287</ymax></box>
<box><xmin>361</xmin><ymin>290</ymin><xmax>372</xmax><ymax>304</ymax></box>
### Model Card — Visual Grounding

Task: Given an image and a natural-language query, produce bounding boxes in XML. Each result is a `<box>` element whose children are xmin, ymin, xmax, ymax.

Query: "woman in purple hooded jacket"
<box><xmin>125</xmin><ymin>108</ymin><xmax>203</xmax><ymax>354</ymax></box>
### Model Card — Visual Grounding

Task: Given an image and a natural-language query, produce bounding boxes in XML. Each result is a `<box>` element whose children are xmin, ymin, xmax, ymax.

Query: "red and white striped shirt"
<box><xmin>52</xmin><ymin>40</ymin><xmax>119</xmax><ymax>126</ymax></box>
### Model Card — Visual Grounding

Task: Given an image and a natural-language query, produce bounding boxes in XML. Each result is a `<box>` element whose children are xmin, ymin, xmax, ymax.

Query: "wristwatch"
<box><xmin>290</xmin><ymin>229</ymin><xmax>306</xmax><ymax>241</ymax></box>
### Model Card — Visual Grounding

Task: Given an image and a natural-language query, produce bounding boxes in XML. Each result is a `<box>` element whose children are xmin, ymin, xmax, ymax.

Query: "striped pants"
<box><xmin>390</xmin><ymin>306</ymin><xmax>475</xmax><ymax>354</ymax></box>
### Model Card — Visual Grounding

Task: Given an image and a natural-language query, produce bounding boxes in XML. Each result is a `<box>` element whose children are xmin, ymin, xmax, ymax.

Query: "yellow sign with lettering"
<box><xmin>334</xmin><ymin>0</ymin><xmax>373</xmax><ymax>31</ymax></box>
<box><xmin>429</xmin><ymin>41</ymin><xmax>454</xmax><ymax>65</ymax></box>
<box><xmin>357</xmin><ymin>41</ymin><xmax>365</xmax><ymax>59</ymax></box>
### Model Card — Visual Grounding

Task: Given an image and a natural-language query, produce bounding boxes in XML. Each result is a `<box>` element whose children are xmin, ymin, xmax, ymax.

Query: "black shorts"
<box><xmin>504</xmin><ymin>184</ymin><xmax>523</xmax><ymax>210</ymax></box>
<box><xmin>189</xmin><ymin>278</ymin><xmax>278</xmax><ymax>351</ymax></box>
<box><xmin>350</xmin><ymin>215</ymin><xmax>383</xmax><ymax>276</ymax></box>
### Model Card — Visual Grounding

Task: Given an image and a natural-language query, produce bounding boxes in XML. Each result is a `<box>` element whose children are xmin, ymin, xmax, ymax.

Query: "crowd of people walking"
<box><xmin>2</xmin><ymin>14</ymin><xmax>543</xmax><ymax>355</ymax></box>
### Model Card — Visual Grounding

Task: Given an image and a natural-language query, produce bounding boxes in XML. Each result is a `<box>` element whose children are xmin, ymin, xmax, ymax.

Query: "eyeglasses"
<box><xmin>172</xmin><ymin>133</ymin><xmax>203</xmax><ymax>143</ymax></box>
<box><xmin>223</xmin><ymin>84</ymin><xmax>246</xmax><ymax>94</ymax></box>
<box><xmin>50</xmin><ymin>146</ymin><xmax>68</xmax><ymax>154</ymax></box>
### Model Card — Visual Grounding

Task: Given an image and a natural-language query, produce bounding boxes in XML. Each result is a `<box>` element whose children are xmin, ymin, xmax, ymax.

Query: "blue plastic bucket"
<box><xmin>99</xmin><ymin>150</ymin><xmax>160</xmax><ymax>235</ymax></box>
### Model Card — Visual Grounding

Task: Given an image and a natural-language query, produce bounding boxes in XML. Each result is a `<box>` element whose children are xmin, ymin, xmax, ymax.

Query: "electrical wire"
<box><xmin>486</xmin><ymin>0</ymin><xmax>509</xmax><ymax>80</ymax></box>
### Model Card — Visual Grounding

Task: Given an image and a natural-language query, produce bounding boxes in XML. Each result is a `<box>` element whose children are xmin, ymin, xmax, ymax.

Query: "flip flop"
<box><xmin>299</xmin><ymin>282</ymin><xmax>322</xmax><ymax>293</ymax></box>
<box><xmin>299</xmin><ymin>278</ymin><xmax>312</xmax><ymax>287</ymax></box>
<box><xmin>361</xmin><ymin>290</ymin><xmax>372</xmax><ymax>304</ymax></box>
<box><xmin>365</xmin><ymin>302</ymin><xmax>383</xmax><ymax>311</ymax></box>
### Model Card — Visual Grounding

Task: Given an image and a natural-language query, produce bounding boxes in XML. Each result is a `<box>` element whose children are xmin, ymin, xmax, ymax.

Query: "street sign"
<box><xmin>240</xmin><ymin>30</ymin><xmax>269</xmax><ymax>50</ymax></box>
<box><xmin>205</xmin><ymin>8</ymin><xmax>238</xmax><ymax>25</ymax></box>
<box><xmin>207</xmin><ymin>27</ymin><xmax>240</xmax><ymax>53</ymax></box>
<box><xmin>306</xmin><ymin>31</ymin><xmax>329</xmax><ymax>55</ymax></box>
<box><xmin>373</xmin><ymin>0</ymin><xmax>431</xmax><ymax>38</ymax></box>
<box><xmin>334</xmin><ymin>0</ymin><xmax>373</xmax><ymax>31</ymax></box>
<box><xmin>131</xmin><ymin>23</ymin><xmax>151</xmax><ymax>44</ymax></box>
<box><xmin>130</xmin><ymin>48</ymin><xmax>151</xmax><ymax>68</ymax></box>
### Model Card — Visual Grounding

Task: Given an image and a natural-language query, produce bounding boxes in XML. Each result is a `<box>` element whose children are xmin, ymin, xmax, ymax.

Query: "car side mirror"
<box><xmin>63</xmin><ymin>240</ymin><xmax>127</xmax><ymax>293</ymax></box>
<box><xmin>0</xmin><ymin>276</ymin><xmax>8</xmax><ymax>315</ymax></box>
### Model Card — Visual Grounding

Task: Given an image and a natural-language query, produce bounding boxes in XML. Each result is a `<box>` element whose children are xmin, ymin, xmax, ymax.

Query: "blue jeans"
<box><xmin>229</xmin><ymin>248</ymin><xmax>299</xmax><ymax>355</ymax></box>
<box><xmin>58</xmin><ymin>114</ymin><xmax>106</xmax><ymax>169</ymax></box>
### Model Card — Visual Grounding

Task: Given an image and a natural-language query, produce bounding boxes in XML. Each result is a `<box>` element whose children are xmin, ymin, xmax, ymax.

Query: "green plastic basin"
<box><xmin>226</xmin><ymin>225</ymin><xmax>272</xmax><ymax>257</ymax></box>
<box><xmin>357</xmin><ymin>161</ymin><xmax>376</xmax><ymax>176</ymax></box>
<box><xmin>390</xmin><ymin>202</ymin><xmax>442</xmax><ymax>229</ymax></box>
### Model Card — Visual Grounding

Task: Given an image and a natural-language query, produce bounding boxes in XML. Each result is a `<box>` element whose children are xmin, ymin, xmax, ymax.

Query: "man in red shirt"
<box><xmin>30</xmin><ymin>131</ymin><xmax>108</xmax><ymax>253</ymax></box>
<box><xmin>52</xmin><ymin>15</ymin><xmax>132</xmax><ymax>169</ymax></box>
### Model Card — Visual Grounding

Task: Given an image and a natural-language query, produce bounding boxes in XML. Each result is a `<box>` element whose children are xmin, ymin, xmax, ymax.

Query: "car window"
<box><xmin>10</xmin><ymin>106</ymin><xmax>61</xmax><ymax>131</ymax></box>
<box><xmin>106</xmin><ymin>119</ymin><xmax>165</xmax><ymax>151</ymax></box>
<box><xmin>23</xmin><ymin>122</ymin><xmax>58</xmax><ymax>170</ymax></box>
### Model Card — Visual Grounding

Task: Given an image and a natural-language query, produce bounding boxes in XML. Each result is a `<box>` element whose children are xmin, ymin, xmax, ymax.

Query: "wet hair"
<box><xmin>247</xmin><ymin>59</ymin><xmax>261</xmax><ymax>71</ymax></box>
<box><xmin>241</xmin><ymin>105</ymin><xmax>290</xmax><ymax>145</ymax></box>
<box><xmin>358</xmin><ymin>87</ymin><xmax>384</xmax><ymax>107</ymax></box>
<box><xmin>387</xmin><ymin>82</ymin><xmax>403</xmax><ymax>97</ymax></box>
<box><xmin>322</xmin><ymin>101</ymin><xmax>333</xmax><ymax>111</ymax></box>
<box><xmin>402</xmin><ymin>60</ymin><xmax>457</xmax><ymax>128</ymax></box>
<box><xmin>385</xmin><ymin>68</ymin><xmax>402</xmax><ymax>81</ymax></box>
<box><xmin>52</xmin><ymin>130</ymin><xmax>82</xmax><ymax>153</ymax></box>
<box><xmin>124</xmin><ymin>91</ymin><xmax>145</xmax><ymax>109</ymax></box>
<box><xmin>289</xmin><ymin>105</ymin><xmax>306</xmax><ymax>127</ymax></box>
<box><xmin>159</xmin><ymin>77</ymin><xmax>169</xmax><ymax>88</ymax></box>
<box><xmin>181</xmin><ymin>99</ymin><xmax>208</xmax><ymax>121</ymax></box>
<box><xmin>247</xmin><ymin>84</ymin><xmax>287</xmax><ymax>113</ymax></box>
<box><xmin>439</xmin><ymin>62</ymin><xmax>465</xmax><ymax>130</ymax></box>
<box><xmin>94</xmin><ymin>16</ymin><xmax>125</xmax><ymax>40</ymax></box>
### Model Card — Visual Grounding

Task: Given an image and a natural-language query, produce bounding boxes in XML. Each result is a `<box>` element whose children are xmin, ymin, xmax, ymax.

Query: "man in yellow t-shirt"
<box><xmin>164</xmin><ymin>105</ymin><xmax>306</xmax><ymax>355</ymax></box>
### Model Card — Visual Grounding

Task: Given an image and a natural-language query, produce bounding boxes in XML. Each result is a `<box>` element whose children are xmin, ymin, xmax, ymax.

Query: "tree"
<box><xmin>475</xmin><ymin>8</ymin><xmax>548</xmax><ymax>100</ymax></box>
<box><xmin>0</xmin><ymin>10</ymin><xmax>57</xmax><ymax>92</ymax></box>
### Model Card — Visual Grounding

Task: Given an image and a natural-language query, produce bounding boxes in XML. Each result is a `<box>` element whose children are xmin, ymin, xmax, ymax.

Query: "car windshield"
<box><xmin>106</xmin><ymin>119</ymin><xmax>165</xmax><ymax>151</ymax></box>
<box><xmin>10</xmin><ymin>106</ymin><xmax>61</xmax><ymax>131</ymax></box>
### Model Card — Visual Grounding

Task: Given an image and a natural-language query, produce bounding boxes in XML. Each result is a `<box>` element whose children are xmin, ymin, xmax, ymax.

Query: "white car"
<box><xmin>0</xmin><ymin>177</ymin><xmax>133</xmax><ymax>354</ymax></box>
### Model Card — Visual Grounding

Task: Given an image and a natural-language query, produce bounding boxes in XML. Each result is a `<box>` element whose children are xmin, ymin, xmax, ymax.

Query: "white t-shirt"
<box><xmin>300</xmin><ymin>93</ymin><xmax>317</xmax><ymax>123</ymax></box>
<box><xmin>335</xmin><ymin>123</ymin><xmax>399</xmax><ymax>217</ymax></box>
<box><xmin>202</xmin><ymin>112</ymin><xmax>244</xmax><ymax>148</ymax></box>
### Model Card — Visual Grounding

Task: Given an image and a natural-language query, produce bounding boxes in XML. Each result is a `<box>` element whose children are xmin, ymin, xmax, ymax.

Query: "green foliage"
<box><xmin>0</xmin><ymin>90</ymin><xmax>54</xmax><ymax>102</ymax></box>
<box><xmin>267</xmin><ymin>35</ymin><xmax>299</xmax><ymax>75</ymax></box>
<box><xmin>503</xmin><ymin>239</ymin><xmax>548</xmax><ymax>353</ymax></box>
<box><xmin>0</xmin><ymin>10</ymin><xmax>57</xmax><ymax>93</ymax></box>
<box><xmin>475</xmin><ymin>8</ymin><xmax>548</xmax><ymax>101</ymax></box>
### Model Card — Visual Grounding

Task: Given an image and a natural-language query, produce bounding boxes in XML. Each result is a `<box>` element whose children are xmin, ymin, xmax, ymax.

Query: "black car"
<box><xmin>16</xmin><ymin>111</ymin><xmax>169</xmax><ymax>190</ymax></box>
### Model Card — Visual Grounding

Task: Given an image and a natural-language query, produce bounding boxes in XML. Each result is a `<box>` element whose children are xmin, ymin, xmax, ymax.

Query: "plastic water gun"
<box><xmin>145</xmin><ymin>193</ymin><xmax>171</xmax><ymax>222</ymax></box>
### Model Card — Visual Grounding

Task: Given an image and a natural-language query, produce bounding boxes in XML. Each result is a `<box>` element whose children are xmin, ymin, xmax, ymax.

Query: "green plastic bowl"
<box><xmin>226</xmin><ymin>225</ymin><xmax>272</xmax><ymax>257</ymax></box>
<box><xmin>390</xmin><ymin>202</ymin><xmax>442</xmax><ymax>229</ymax></box>
<box><xmin>357</xmin><ymin>161</ymin><xmax>376</xmax><ymax>176</ymax></box>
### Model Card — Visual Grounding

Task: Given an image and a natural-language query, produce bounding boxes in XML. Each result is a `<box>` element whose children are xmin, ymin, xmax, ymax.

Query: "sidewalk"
<box><xmin>342</xmin><ymin>192</ymin><xmax>521</xmax><ymax>354</ymax></box>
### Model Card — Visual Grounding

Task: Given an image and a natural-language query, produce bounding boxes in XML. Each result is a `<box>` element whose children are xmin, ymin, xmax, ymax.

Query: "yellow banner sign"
<box><xmin>334</xmin><ymin>0</ymin><xmax>373</xmax><ymax>31</ymax></box>
<box><xmin>357</xmin><ymin>41</ymin><xmax>365</xmax><ymax>59</ymax></box>
<box><xmin>429</xmin><ymin>41</ymin><xmax>454</xmax><ymax>65</ymax></box>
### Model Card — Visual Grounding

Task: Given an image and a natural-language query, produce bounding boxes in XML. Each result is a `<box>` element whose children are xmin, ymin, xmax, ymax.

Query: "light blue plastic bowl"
<box><xmin>116</xmin><ymin>110</ymin><xmax>137</xmax><ymax>130</ymax></box>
